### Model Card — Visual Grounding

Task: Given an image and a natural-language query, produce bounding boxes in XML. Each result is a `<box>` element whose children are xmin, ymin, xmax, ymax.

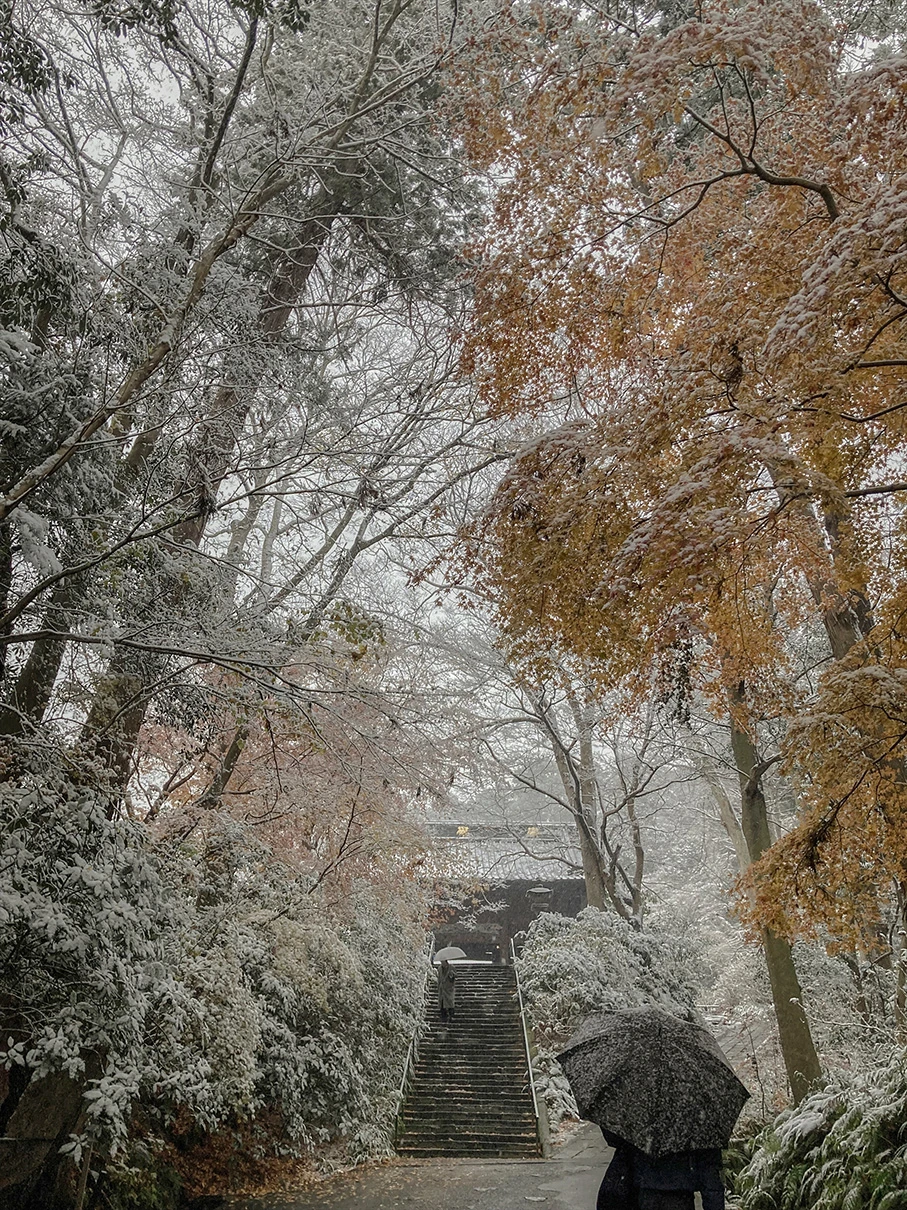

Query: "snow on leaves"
<box><xmin>457</xmin><ymin>0</ymin><xmax>907</xmax><ymax>947</ymax></box>
<box><xmin>0</xmin><ymin>742</ymin><xmax>428</xmax><ymax>1163</ymax></box>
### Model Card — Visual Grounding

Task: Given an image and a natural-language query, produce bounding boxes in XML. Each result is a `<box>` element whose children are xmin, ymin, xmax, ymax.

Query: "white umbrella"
<box><xmin>433</xmin><ymin>946</ymin><xmax>467</xmax><ymax>963</ymax></box>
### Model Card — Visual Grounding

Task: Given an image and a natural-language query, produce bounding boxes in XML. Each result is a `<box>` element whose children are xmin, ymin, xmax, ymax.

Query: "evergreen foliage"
<box><xmin>0</xmin><ymin>742</ymin><xmax>427</xmax><ymax>1167</ymax></box>
<box><xmin>517</xmin><ymin>907</ymin><xmax>702</xmax><ymax>1046</ymax></box>
<box><xmin>515</xmin><ymin>907</ymin><xmax>702</xmax><ymax>1126</ymax></box>
<box><xmin>736</xmin><ymin>1051</ymin><xmax>907</xmax><ymax>1210</ymax></box>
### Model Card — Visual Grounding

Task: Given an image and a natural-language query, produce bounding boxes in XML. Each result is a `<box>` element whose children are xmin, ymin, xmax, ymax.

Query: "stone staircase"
<box><xmin>396</xmin><ymin>964</ymin><xmax>541</xmax><ymax>1158</ymax></box>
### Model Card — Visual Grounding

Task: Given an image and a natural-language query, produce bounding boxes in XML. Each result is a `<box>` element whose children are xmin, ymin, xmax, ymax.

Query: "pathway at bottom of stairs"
<box><xmin>225</xmin><ymin>1122</ymin><xmax>611</xmax><ymax>1210</ymax></box>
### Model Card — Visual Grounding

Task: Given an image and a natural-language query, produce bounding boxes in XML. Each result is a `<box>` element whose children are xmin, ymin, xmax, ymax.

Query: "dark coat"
<box><xmin>437</xmin><ymin>962</ymin><xmax>456</xmax><ymax>1009</ymax></box>
<box><xmin>597</xmin><ymin>1134</ymin><xmax>725</xmax><ymax>1210</ymax></box>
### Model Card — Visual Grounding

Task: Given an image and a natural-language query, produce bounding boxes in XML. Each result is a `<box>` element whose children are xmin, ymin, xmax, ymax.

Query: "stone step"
<box><xmin>402</xmin><ymin>1112</ymin><xmax>537</xmax><ymax>1127</ymax></box>
<box><xmin>399</xmin><ymin>1139</ymin><xmax>539</xmax><ymax>1153</ymax></box>
<box><xmin>398</xmin><ymin>1137</ymin><xmax>540</xmax><ymax>1151</ymax></box>
<box><xmin>430</xmin><ymin>987</ymin><xmax>515</xmax><ymax>993</ymax></box>
<box><xmin>423</xmin><ymin>1018</ymin><xmax>520</xmax><ymax>1025</ymax></box>
<box><xmin>418</xmin><ymin>1038</ymin><xmax>525</xmax><ymax>1046</ymax></box>
<box><xmin>416</xmin><ymin>1050</ymin><xmax>529</xmax><ymax>1059</ymax></box>
<box><xmin>417</xmin><ymin>1047</ymin><xmax>525</xmax><ymax>1056</ymax></box>
<box><xmin>414</xmin><ymin>1056</ymin><xmax>527</xmax><ymax>1064</ymax></box>
<box><xmin>413</xmin><ymin>1056</ymin><xmax>527</xmax><ymax>1063</ymax></box>
<box><xmin>410</xmin><ymin>1075</ymin><xmax>529</xmax><ymax>1088</ymax></box>
<box><xmin>429</xmin><ymin>984</ymin><xmax>516</xmax><ymax>990</ymax></box>
<box><xmin>399</xmin><ymin>1131</ymin><xmax>538</xmax><ymax>1142</ymax></box>
<box><xmin>399</xmin><ymin>1129</ymin><xmax>539</xmax><ymax>1144</ymax></box>
<box><xmin>410</xmin><ymin>1066</ymin><xmax>529</xmax><ymax>1078</ymax></box>
<box><xmin>404</xmin><ymin>1097</ymin><xmax>535</xmax><ymax>1108</ymax></box>
<box><xmin>429</xmin><ymin>978</ymin><xmax>515</xmax><ymax>986</ymax></box>
<box><xmin>405</xmin><ymin>1087</ymin><xmax>532</xmax><ymax>1100</ymax></box>
<box><xmin>417</xmin><ymin>1042</ymin><xmax>526</xmax><ymax>1051</ymax></box>
<box><xmin>417</xmin><ymin>1037</ymin><xmax>526</xmax><ymax>1048</ymax></box>
<box><xmin>422</xmin><ymin>1029</ymin><xmax>519</xmax><ymax>1034</ymax></box>
<box><xmin>427</xmin><ymin>995</ymin><xmax>518</xmax><ymax>1001</ymax></box>
<box><xmin>406</xmin><ymin>1089</ymin><xmax>529</xmax><ymax>1098</ymax></box>
<box><xmin>419</xmin><ymin>1031</ymin><xmax>523</xmax><ymax>1039</ymax></box>
<box><xmin>397</xmin><ymin>1145</ymin><xmax>540</xmax><ymax>1158</ymax></box>
<box><xmin>432</xmin><ymin>1010</ymin><xmax>517</xmax><ymax>1016</ymax></box>
<box><xmin>417</xmin><ymin>1041</ymin><xmax>525</xmax><ymax>1050</ymax></box>
<box><xmin>403</xmin><ymin>1098</ymin><xmax>533</xmax><ymax>1109</ymax></box>
<box><xmin>402</xmin><ymin>1123</ymin><xmax>538</xmax><ymax>1135</ymax></box>
<box><xmin>412</xmin><ymin>1057</ymin><xmax>528</xmax><ymax>1067</ymax></box>
<box><xmin>411</xmin><ymin>1074</ymin><xmax>532</xmax><ymax>1084</ymax></box>
<box><xmin>406</xmin><ymin>1089</ymin><xmax>532</xmax><ymax>1098</ymax></box>
<box><xmin>414</xmin><ymin>1054</ymin><xmax>527</xmax><ymax>1066</ymax></box>
<box><xmin>425</xmin><ymin>1010</ymin><xmax>519</xmax><ymax>1019</ymax></box>
<box><xmin>425</xmin><ymin>1026</ymin><xmax>522</xmax><ymax>1035</ymax></box>
<box><xmin>409</xmin><ymin>1072</ymin><xmax>526</xmax><ymax>1084</ymax></box>
<box><xmin>426</xmin><ymin>1008</ymin><xmax>517</xmax><ymax>1015</ymax></box>
<box><xmin>420</xmin><ymin>1028</ymin><xmax>523</xmax><ymax>1038</ymax></box>
<box><xmin>426</xmin><ymin>1005</ymin><xmax>517</xmax><ymax>1011</ymax></box>
<box><xmin>398</xmin><ymin>965</ymin><xmax>539</xmax><ymax>1159</ymax></box>
<box><xmin>421</xmin><ymin>1031</ymin><xmax>520</xmax><ymax>1039</ymax></box>
<box><xmin>428</xmin><ymin>988</ymin><xmax>516</xmax><ymax>995</ymax></box>
<box><xmin>426</xmin><ymin>1011</ymin><xmax>517</xmax><ymax>1017</ymax></box>
<box><xmin>410</xmin><ymin>1075</ymin><xmax>530</xmax><ymax>1086</ymax></box>
<box><xmin>416</xmin><ymin>1050</ymin><xmax>525</xmax><ymax>1062</ymax></box>
<box><xmin>431</xmin><ymin>992</ymin><xmax>516</xmax><ymax>997</ymax></box>
<box><xmin>407</xmin><ymin>1092</ymin><xmax>531</xmax><ymax>1101</ymax></box>
<box><xmin>402</xmin><ymin>1109</ymin><xmax>536</xmax><ymax>1122</ymax></box>
<box><xmin>413</xmin><ymin>1064</ymin><xmax>527</xmax><ymax>1072</ymax></box>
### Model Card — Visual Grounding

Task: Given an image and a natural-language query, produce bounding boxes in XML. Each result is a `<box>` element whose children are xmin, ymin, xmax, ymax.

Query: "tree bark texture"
<box><xmin>0</xmin><ymin>1053</ymin><xmax>102</xmax><ymax>1207</ymax></box>
<box><xmin>728</xmin><ymin>686</ymin><xmax>823</xmax><ymax>1103</ymax></box>
<box><xmin>539</xmin><ymin>703</ymin><xmax>608</xmax><ymax>911</ymax></box>
<box><xmin>0</xmin><ymin>574</ymin><xmax>83</xmax><ymax>736</ymax></box>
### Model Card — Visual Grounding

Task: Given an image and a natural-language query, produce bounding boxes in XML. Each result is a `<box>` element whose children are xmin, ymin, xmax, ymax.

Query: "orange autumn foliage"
<box><xmin>453</xmin><ymin>0</ymin><xmax>907</xmax><ymax>945</ymax></box>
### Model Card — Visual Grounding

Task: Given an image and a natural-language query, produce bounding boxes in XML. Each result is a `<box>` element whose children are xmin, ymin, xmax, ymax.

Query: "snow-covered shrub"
<box><xmin>0</xmin><ymin>760</ymin><xmax>176</xmax><ymax>1154</ymax></box>
<box><xmin>0</xmin><ymin>750</ymin><xmax>428</xmax><ymax>1183</ymax></box>
<box><xmin>528</xmin><ymin>1048</ymin><xmax>579</xmax><ymax>1128</ymax></box>
<box><xmin>735</xmin><ymin>1049</ymin><xmax>907</xmax><ymax>1210</ymax></box>
<box><xmin>149</xmin><ymin>816</ymin><xmax>427</xmax><ymax>1163</ymax></box>
<box><xmin>517</xmin><ymin>906</ymin><xmax>702</xmax><ymax>1045</ymax></box>
<box><xmin>516</xmin><ymin>907</ymin><xmax>702</xmax><ymax>1127</ymax></box>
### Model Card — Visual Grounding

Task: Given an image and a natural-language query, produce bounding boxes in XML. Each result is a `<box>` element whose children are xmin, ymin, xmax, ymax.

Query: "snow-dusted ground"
<box><xmin>227</xmin><ymin>1123</ymin><xmax>610</xmax><ymax>1210</ymax></box>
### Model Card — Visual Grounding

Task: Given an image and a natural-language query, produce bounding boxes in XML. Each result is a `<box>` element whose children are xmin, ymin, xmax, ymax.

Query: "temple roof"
<box><xmin>425</xmin><ymin>821</ymin><xmax>583</xmax><ymax>882</ymax></box>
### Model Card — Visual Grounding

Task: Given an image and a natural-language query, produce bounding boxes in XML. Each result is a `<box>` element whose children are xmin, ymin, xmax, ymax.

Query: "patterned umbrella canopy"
<box><xmin>556</xmin><ymin>1007</ymin><xmax>749</xmax><ymax>1157</ymax></box>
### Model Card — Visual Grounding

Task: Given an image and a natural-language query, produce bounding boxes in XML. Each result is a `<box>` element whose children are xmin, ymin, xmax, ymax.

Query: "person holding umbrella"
<box><xmin>433</xmin><ymin>946</ymin><xmax>465</xmax><ymax>1024</ymax></box>
<box><xmin>595</xmin><ymin>1132</ymin><xmax>725</xmax><ymax>1210</ymax></box>
<box><xmin>556</xmin><ymin>1006</ymin><xmax>749</xmax><ymax>1210</ymax></box>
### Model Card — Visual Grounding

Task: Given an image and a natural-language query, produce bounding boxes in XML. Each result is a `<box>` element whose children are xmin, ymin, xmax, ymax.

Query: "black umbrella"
<box><xmin>556</xmin><ymin>1006</ymin><xmax>749</xmax><ymax>1157</ymax></box>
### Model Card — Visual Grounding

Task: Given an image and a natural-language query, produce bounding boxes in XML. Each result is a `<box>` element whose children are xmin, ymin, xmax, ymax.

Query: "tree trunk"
<box><xmin>0</xmin><ymin>1054</ymin><xmax>102</xmax><ymax>1207</ymax></box>
<box><xmin>574</xmin><ymin>702</ymin><xmax>610</xmax><ymax>911</ymax></box>
<box><xmin>0</xmin><ymin>573</ymin><xmax>84</xmax><ymax>736</ymax></box>
<box><xmin>78</xmin><ymin>204</ymin><xmax>340</xmax><ymax>786</ymax></box>
<box><xmin>895</xmin><ymin>883</ymin><xmax>907</xmax><ymax>1040</ymax></box>
<box><xmin>0</xmin><ymin>522</ymin><xmax>12</xmax><ymax>683</ymax></box>
<box><xmin>758</xmin><ymin>925</ymin><xmax>822</xmax><ymax>1105</ymax></box>
<box><xmin>699</xmin><ymin>762</ymin><xmax>750</xmax><ymax>876</ymax></box>
<box><xmin>728</xmin><ymin>685</ymin><xmax>823</xmax><ymax>1103</ymax></box>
